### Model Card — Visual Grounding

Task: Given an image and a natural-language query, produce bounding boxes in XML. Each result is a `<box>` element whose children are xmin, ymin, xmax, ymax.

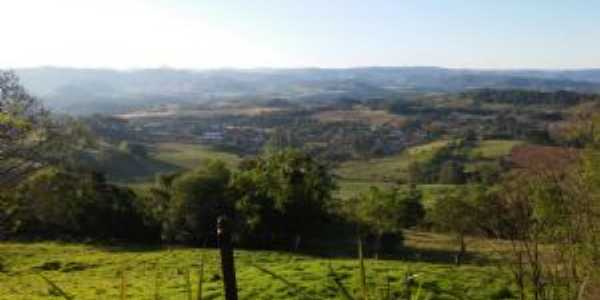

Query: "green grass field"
<box><xmin>89</xmin><ymin>143</ymin><xmax>179</xmax><ymax>183</ymax></box>
<box><xmin>335</xmin><ymin>140</ymin><xmax>450</xmax><ymax>183</ymax></box>
<box><xmin>336</xmin><ymin>180</ymin><xmax>397</xmax><ymax>200</ymax></box>
<box><xmin>336</xmin><ymin>180</ymin><xmax>461</xmax><ymax>207</ymax></box>
<box><xmin>0</xmin><ymin>231</ymin><xmax>516</xmax><ymax>300</ymax></box>
<box><xmin>152</xmin><ymin>143</ymin><xmax>241</xmax><ymax>170</ymax></box>
<box><xmin>334</xmin><ymin>140</ymin><xmax>483</xmax><ymax>201</ymax></box>
<box><xmin>468</xmin><ymin>140</ymin><xmax>524</xmax><ymax>160</ymax></box>
<box><xmin>107</xmin><ymin>142</ymin><xmax>241</xmax><ymax>185</ymax></box>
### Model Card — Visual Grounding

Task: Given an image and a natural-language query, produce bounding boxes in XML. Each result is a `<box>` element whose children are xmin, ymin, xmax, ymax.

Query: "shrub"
<box><xmin>150</xmin><ymin>160</ymin><xmax>232</xmax><ymax>245</ymax></box>
<box><xmin>232</xmin><ymin>149</ymin><xmax>337</xmax><ymax>249</ymax></box>
<box><xmin>5</xmin><ymin>168</ymin><xmax>157</xmax><ymax>242</ymax></box>
<box><xmin>343</xmin><ymin>186</ymin><xmax>424</xmax><ymax>258</ymax></box>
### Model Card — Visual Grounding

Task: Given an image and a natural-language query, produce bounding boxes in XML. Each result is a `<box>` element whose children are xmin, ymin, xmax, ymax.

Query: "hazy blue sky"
<box><xmin>2</xmin><ymin>0</ymin><xmax>599</xmax><ymax>69</ymax></box>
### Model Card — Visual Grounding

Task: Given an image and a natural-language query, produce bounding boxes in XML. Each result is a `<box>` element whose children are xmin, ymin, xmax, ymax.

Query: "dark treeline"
<box><xmin>463</xmin><ymin>88</ymin><xmax>600</xmax><ymax>106</ymax></box>
<box><xmin>1</xmin><ymin>148</ymin><xmax>424</xmax><ymax>262</ymax></box>
<box><xmin>1</xmin><ymin>150</ymin><xmax>332</xmax><ymax>246</ymax></box>
<box><xmin>1</xmin><ymin>170</ymin><xmax>157</xmax><ymax>242</ymax></box>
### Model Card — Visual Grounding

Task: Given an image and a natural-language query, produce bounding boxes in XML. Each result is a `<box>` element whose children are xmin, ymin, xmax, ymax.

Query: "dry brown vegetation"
<box><xmin>313</xmin><ymin>108</ymin><xmax>410</xmax><ymax>127</ymax></box>
<box><xmin>117</xmin><ymin>106</ymin><xmax>284</xmax><ymax>119</ymax></box>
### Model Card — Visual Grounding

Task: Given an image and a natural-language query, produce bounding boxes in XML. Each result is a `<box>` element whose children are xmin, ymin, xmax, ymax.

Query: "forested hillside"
<box><xmin>15</xmin><ymin>67</ymin><xmax>600</xmax><ymax>115</ymax></box>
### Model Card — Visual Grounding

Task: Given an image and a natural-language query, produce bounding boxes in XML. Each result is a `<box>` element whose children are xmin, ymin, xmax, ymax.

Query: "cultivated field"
<box><xmin>313</xmin><ymin>109</ymin><xmax>410</xmax><ymax>127</ymax></box>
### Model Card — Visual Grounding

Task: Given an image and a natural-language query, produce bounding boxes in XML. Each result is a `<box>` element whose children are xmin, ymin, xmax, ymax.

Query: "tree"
<box><xmin>78</xmin><ymin>172</ymin><xmax>158</xmax><ymax>241</ymax></box>
<box><xmin>232</xmin><ymin>149</ymin><xmax>336</xmax><ymax>249</ymax></box>
<box><xmin>118</xmin><ymin>141</ymin><xmax>148</xmax><ymax>157</ymax></box>
<box><xmin>407</xmin><ymin>161</ymin><xmax>425</xmax><ymax>184</ymax></box>
<box><xmin>0</xmin><ymin>71</ymin><xmax>87</xmax><ymax>187</ymax></box>
<box><xmin>9</xmin><ymin>168</ymin><xmax>86</xmax><ymax>237</ymax></box>
<box><xmin>158</xmin><ymin>160</ymin><xmax>232</xmax><ymax>245</ymax></box>
<box><xmin>489</xmin><ymin>141</ymin><xmax>596</xmax><ymax>300</ymax></box>
<box><xmin>145</xmin><ymin>172</ymin><xmax>180</xmax><ymax>241</ymax></box>
<box><xmin>473</xmin><ymin>161</ymin><xmax>503</xmax><ymax>185</ymax></box>
<box><xmin>264</xmin><ymin>128</ymin><xmax>301</xmax><ymax>150</ymax></box>
<box><xmin>0</xmin><ymin>191</ymin><xmax>16</xmax><ymax>240</ymax></box>
<box><xmin>428</xmin><ymin>187</ymin><xmax>482</xmax><ymax>265</ymax></box>
<box><xmin>345</xmin><ymin>186</ymin><xmax>424</xmax><ymax>258</ymax></box>
<box><xmin>438</xmin><ymin>160</ymin><xmax>466</xmax><ymax>184</ymax></box>
<box><xmin>4</xmin><ymin>168</ymin><xmax>155</xmax><ymax>241</ymax></box>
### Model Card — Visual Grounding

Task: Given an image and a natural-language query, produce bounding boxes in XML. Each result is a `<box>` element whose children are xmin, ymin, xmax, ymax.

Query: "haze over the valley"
<box><xmin>3</xmin><ymin>1</ymin><xmax>599</xmax><ymax>114</ymax></box>
<box><xmin>13</xmin><ymin>67</ymin><xmax>600</xmax><ymax>115</ymax></box>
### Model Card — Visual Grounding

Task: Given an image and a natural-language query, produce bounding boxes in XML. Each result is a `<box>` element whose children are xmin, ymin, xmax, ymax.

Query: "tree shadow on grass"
<box><xmin>295</xmin><ymin>238</ymin><xmax>495</xmax><ymax>266</ymax></box>
<box><xmin>70</xmin><ymin>236</ymin><xmax>495</xmax><ymax>267</ymax></box>
<box><xmin>92</xmin><ymin>243</ymin><xmax>166</xmax><ymax>253</ymax></box>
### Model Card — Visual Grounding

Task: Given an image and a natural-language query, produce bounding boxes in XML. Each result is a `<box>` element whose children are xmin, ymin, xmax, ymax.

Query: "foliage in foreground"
<box><xmin>1</xmin><ymin>169</ymin><xmax>157</xmax><ymax>242</ymax></box>
<box><xmin>0</xmin><ymin>70</ymin><xmax>89</xmax><ymax>188</ymax></box>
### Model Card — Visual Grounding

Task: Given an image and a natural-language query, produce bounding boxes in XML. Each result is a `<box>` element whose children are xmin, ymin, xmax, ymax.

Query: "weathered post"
<box><xmin>217</xmin><ymin>216</ymin><xmax>238</xmax><ymax>300</ymax></box>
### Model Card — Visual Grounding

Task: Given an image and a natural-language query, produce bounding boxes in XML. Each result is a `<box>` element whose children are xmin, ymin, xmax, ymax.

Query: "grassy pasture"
<box><xmin>0</xmin><ymin>232</ymin><xmax>516</xmax><ymax>300</ymax></box>
<box><xmin>98</xmin><ymin>150</ymin><xmax>178</xmax><ymax>183</ymax></box>
<box><xmin>151</xmin><ymin>143</ymin><xmax>241</xmax><ymax>170</ymax></box>
<box><xmin>334</xmin><ymin>139</ymin><xmax>520</xmax><ymax>186</ymax></box>
<box><xmin>468</xmin><ymin>140</ymin><xmax>524</xmax><ymax>160</ymax></box>
<box><xmin>336</xmin><ymin>180</ymin><xmax>397</xmax><ymax>200</ymax></box>
<box><xmin>107</xmin><ymin>142</ymin><xmax>241</xmax><ymax>185</ymax></box>
<box><xmin>335</xmin><ymin>140</ymin><xmax>449</xmax><ymax>183</ymax></box>
<box><xmin>336</xmin><ymin>180</ymin><xmax>461</xmax><ymax>206</ymax></box>
<box><xmin>116</xmin><ymin>143</ymin><xmax>243</xmax><ymax>194</ymax></box>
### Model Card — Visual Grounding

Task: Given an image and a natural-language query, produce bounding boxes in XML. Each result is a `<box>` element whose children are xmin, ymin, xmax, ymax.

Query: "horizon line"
<box><xmin>7</xmin><ymin>65</ymin><xmax>600</xmax><ymax>72</ymax></box>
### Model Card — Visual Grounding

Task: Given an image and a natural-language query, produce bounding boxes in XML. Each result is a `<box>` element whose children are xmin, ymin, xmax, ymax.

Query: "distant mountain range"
<box><xmin>14</xmin><ymin>67</ymin><xmax>600</xmax><ymax>115</ymax></box>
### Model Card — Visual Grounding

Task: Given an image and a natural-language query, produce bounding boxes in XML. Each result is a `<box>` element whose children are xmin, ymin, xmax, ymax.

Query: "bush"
<box><xmin>344</xmin><ymin>186</ymin><xmax>424</xmax><ymax>258</ymax></box>
<box><xmin>118</xmin><ymin>141</ymin><xmax>148</xmax><ymax>157</ymax></box>
<box><xmin>5</xmin><ymin>150</ymin><xmax>339</xmax><ymax>249</ymax></box>
<box><xmin>144</xmin><ymin>150</ymin><xmax>337</xmax><ymax>248</ymax></box>
<box><xmin>5</xmin><ymin>168</ymin><xmax>158</xmax><ymax>242</ymax></box>
<box><xmin>365</xmin><ymin>232</ymin><xmax>404</xmax><ymax>256</ymax></box>
<box><xmin>232</xmin><ymin>149</ymin><xmax>337</xmax><ymax>249</ymax></box>
<box><xmin>148</xmin><ymin>160</ymin><xmax>232</xmax><ymax>245</ymax></box>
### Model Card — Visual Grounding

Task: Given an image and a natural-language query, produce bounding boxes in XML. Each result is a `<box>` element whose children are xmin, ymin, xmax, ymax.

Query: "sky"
<box><xmin>1</xmin><ymin>0</ymin><xmax>599</xmax><ymax>70</ymax></box>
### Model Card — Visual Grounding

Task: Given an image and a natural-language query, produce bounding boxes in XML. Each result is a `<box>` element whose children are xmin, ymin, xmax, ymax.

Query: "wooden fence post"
<box><xmin>217</xmin><ymin>216</ymin><xmax>238</xmax><ymax>300</ymax></box>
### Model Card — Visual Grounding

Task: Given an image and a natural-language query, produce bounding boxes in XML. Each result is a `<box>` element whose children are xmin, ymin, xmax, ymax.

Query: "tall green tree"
<box><xmin>159</xmin><ymin>160</ymin><xmax>232</xmax><ymax>245</ymax></box>
<box><xmin>4</xmin><ymin>168</ymin><xmax>155</xmax><ymax>241</ymax></box>
<box><xmin>438</xmin><ymin>160</ymin><xmax>466</xmax><ymax>184</ymax></box>
<box><xmin>489</xmin><ymin>138</ymin><xmax>595</xmax><ymax>299</ymax></box>
<box><xmin>428</xmin><ymin>187</ymin><xmax>484</xmax><ymax>265</ymax></box>
<box><xmin>344</xmin><ymin>186</ymin><xmax>424</xmax><ymax>258</ymax></box>
<box><xmin>232</xmin><ymin>149</ymin><xmax>336</xmax><ymax>249</ymax></box>
<box><xmin>0</xmin><ymin>71</ymin><xmax>88</xmax><ymax>187</ymax></box>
